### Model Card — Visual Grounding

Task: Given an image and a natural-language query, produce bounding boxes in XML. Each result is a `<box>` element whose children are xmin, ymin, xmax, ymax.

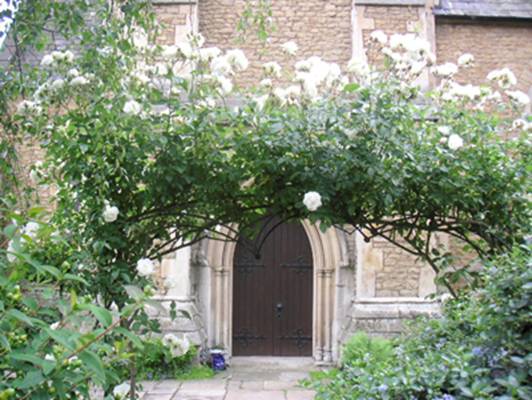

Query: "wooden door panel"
<box><xmin>233</xmin><ymin>217</ymin><xmax>313</xmax><ymax>356</ymax></box>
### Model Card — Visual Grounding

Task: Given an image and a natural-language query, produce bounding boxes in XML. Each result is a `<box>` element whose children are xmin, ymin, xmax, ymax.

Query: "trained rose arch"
<box><xmin>0</xmin><ymin>1</ymin><xmax>530</xmax><ymax>398</ymax></box>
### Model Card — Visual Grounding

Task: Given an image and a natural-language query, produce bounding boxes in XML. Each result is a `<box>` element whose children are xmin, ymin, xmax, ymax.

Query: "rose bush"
<box><xmin>307</xmin><ymin>245</ymin><xmax>531</xmax><ymax>399</ymax></box>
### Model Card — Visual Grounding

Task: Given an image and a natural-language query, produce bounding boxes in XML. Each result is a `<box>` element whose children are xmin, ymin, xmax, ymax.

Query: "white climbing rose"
<box><xmin>225</xmin><ymin>49</ymin><xmax>249</xmax><ymax>71</ymax></box>
<box><xmin>40</xmin><ymin>54</ymin><xmax>54</xmax><ymax>67</ymax></box>
<box><xmin>281</xmin><ymin>40</ymin><xmax>298</xmax><ymax>55</ymax></box>
<box><xmin>136</xmin><ymin>258</ymin><xmax>155</xmax><ymax>277</ymax></box>
<box><xmin>447</xmin><ymin>134</ymin><xmax>464</xmax><ymax>150</ymax></box>
<box><xmin>162</xmin><ymin>333</ymin><xmax>191</xmax><ymax>358</ymax></box>
<box><xmin>262</xmin><ymin>61</ymin><xmax>282</xmax><ymax>78</ymax></box>
<box><xmin>22</xmin><ymin>222</ymin><xmax>40</xmax><ymax>240</ymax></box>
<box><xmin>303</xmin><ymin>191</ymin><xmax>322</xmax><ymax>212</ymax></box>
<box><xmin>506</xmin><ymin>90</ymin><xmax>530</xmax><ymax>106</ymax></box>
<box><xmin>123</xmin><ymin>99</ymin><xmax>142</xmax><ymax>115</ymax></box>
<box><xmin>70</xmin><ymin>76</ymin><xmax>89</xmax><ymax>86</ymax></box>
<box><xmin>437</xmin><ymin>126</ymin><xmax>451</xmax><ymax>136</ymax></box>
<box><xmin>487</xmin><ymin>67</ymin><xmax>517</xmax><ymax>88</ymax></box>
<box><xmin>370</xmin><ymin>30</ymin><xmax>387</xmax><ymax>45</ymax></box>
<box><xmin>433</xmin><ymin>62</ymin><xmax>458</xmax><ymax>78</ymax></box>
<box><xmin>113</xmin><ymin>382</ymin><xmax>130</xmax><ymax>399</ymax></box>
<box><xmin>102</xmin><ymin>204</ymin><xmax>119</xmax><ymax>222</ymax></box>
<box><xmin>457</xmin><ymin>53</ymin><xmax>474</xmax><ymax>67</ymax></box>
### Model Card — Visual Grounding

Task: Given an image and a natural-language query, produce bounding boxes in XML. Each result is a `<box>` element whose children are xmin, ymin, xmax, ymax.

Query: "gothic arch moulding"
<box><xmin>202</xmin><ymin>220</ymin><xmax>348</xmax><ymax>364</ymax></box>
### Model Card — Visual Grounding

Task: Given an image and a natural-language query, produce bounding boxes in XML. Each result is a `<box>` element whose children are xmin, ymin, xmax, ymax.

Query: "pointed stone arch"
<box><xmin>203</xmin><ymin>220</ymin><xmax>348</xmax><ymax>363</ymax></box>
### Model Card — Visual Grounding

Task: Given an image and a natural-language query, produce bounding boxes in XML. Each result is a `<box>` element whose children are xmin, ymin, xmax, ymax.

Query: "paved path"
<box><xmin>137</xmin><ymin>357</ymin><xmax>318</xmax><ymax>400</ymax></box>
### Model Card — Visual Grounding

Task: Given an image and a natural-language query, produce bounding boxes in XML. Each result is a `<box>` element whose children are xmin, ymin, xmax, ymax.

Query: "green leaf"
<box><xmin>115</xmin><ymin>327</ymin><xmax>144</xmax><ymax>350</ymax></box>
<box><xmin>16</xmin><ymin>370</ymin><xmax>46</xmax><ymax>389</ymax></box>
<box><xmin>79</xmin><ymin>304</ymin><xmax>113</xmax><ymax>327</ymax></box>
<box><xmin>7</xmin><ymin>309</ymin><xmax>35</xmax><ymax>326</ymax></box>
<box><xmin>124</xmin><ymin>284</ymin><xmax>144</xmax><ymax>300</ymax></box>
<box><xmin>43</xmin><ymin>327</ymin><xmax>76</xmax><ymax>351</ymax></box>
<box><xmin>79</xmin><ymin>350</ymin><xmax>106</xmax><ymax>384</ymax></box>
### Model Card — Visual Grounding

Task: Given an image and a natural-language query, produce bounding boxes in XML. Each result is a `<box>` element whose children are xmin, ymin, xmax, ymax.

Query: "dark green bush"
<box><xmin>312</xmin><ymin>245</ymin><xmax>531</xmax><ymax>400</ymax></box>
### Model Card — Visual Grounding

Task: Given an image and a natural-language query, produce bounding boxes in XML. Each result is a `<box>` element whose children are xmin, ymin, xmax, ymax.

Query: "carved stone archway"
<box><xmin>203</xmin><ymin>221</ymin><xmax>347</xmax><ymax>364</ymax></box>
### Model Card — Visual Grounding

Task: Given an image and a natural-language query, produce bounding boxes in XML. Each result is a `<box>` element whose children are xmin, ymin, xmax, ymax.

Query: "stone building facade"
<box><xmin>4</xmin><ymin>0</ymin><xmax>530</xmax><ymax>364</ymax></box>
<box><xmin>146</xmin><ymin>1</ymin><xmax>531</xmax><ymax>364</ymax></box>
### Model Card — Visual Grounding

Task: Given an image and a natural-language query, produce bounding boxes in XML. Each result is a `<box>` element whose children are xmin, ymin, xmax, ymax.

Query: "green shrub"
<box><xmin>134</xmin><ymin>338</ymin><xmax>198</xmax><ymax>380</ymax></box>
<box><xmin>340</xmin><ymin>332</ymin><xmax>394</xmax><ymax>368</ymax></box>
<box><xmin>311</xmin><ymin>245</ymin><xmax>532</xmax><ymax>400</ymax></box>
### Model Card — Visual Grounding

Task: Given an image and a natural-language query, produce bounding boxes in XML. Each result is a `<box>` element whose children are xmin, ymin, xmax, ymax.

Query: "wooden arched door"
<box><xmin>232</xmin><ymin>217</ymin><xmax>313</xmax><ymax>356</ymax></box>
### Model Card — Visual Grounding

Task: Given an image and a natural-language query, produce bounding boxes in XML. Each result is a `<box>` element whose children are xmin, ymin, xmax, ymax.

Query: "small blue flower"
<box><xmin>472</xmin><ymin>347</ymin><xmax>483</xmax><ymax>356</ymax></box>
<box><xmin>377</xmin><ymin>384</ymin><xmax>388</xmax><ymax>392</ymax></box>
<box><xmin>442</xmin><ymin>395</ymin><xmax>455</xmax><ymax>400</ymax></box>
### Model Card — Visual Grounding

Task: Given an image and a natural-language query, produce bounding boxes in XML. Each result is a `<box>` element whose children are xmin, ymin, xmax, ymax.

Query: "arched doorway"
<box><xmin>232</xmin><ymin>217</ymin><xmax>313</xmax><ymax>356</ymax></box>
<box><xmin>204</xmin><ymin>219</ymin><xmax>348</xmax><ymax>363</ymax></box>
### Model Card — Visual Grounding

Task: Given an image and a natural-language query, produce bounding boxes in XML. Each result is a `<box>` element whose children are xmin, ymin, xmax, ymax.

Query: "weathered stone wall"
<box><xmin>198</xmin><ymin>0</ymin><xmax>352</xmax><ymax>86</ymax></box>
<box><xmin>436</xmin><ymin>19</ymin><xmax>532</xmax><ymax>93</ymax></box>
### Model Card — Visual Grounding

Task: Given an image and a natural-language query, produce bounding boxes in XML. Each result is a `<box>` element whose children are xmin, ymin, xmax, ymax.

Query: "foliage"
<box><xmin>340</xmin><ymin>332</ymin><xmax>393</xmax><ymax>368</ymax></box>
<box><xmin>310</xmin><ymin>245</ymin><xmax>532</xmax><ymax>400</ymax></box>
<box><xmin>0</xmin><ymin>207</ymin><xmax>153</xmax><ymax>399</ymax></box>
<box><xmin>132</xmin><ymin>338</ymin><xmax>197</xmax><ymax>380</ymax></box>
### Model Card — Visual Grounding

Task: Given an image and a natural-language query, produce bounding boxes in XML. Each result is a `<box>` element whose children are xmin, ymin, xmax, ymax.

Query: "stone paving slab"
<box><xmin>137</xmin><ymin>357</ymin><xmax>318</xmax><ymax>400</ymax></box>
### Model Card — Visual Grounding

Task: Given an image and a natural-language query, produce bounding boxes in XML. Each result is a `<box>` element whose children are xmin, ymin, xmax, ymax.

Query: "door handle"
<box><xmin>276</xmin><ymin>302</ymin><xmax>284</xmax><ymax>318</ymax></box>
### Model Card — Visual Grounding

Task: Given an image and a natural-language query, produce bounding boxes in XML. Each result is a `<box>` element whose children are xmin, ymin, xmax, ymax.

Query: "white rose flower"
<box><xmin>487</xmin><ymin>67</ymin><xmax>517</xmax><ymax>88</ymax></box>
<box><xmin>22</xmin><ymin>222</ymin><xmax>40</xmax><ymax>240</ymax></box>
<box><xmin>198</xmin><ymin>47</ymin><xmax>221</xmax><ymax>62</ymax></box>
<box><xmin>437</xmin><ymin>126</ymin><xmax>451</xmax><ymax>136</ymax></box>
<box><xmin>512</xmin><ymin>119</ymin><xmax>527</xmax><ymax>130</ymax></box>
<box><xmin>136</xmin><ymin>258</ymin><xmax>155</xmax><ymax>277</ymax></box>
<box><xmin>67</xmin><ymin>68</ymin><xmax>79</xmax><ymax>78</ymax></box>
<box><xmin>162</xmin><ymin>45</ymin><xmax>178</xmax><ymax>58</ymax></box>
<box><xmin>132</xmin><ymin>28</ymin><xmax>148</xmax><ymax>49</ymax></box>
<box><xmin>389</xmin><ymin>34</ymin><xmax>403</xmax><ymax>50</ymax></box>
<box><xmin>40</xmin><ymin>54</ymin><xmax>54</xmax><ymax>67</ymax></box>
<box><xmin>370</xmin><ymin>30</ymin><xmax>387</xmax><ymax>45</ymax></box>
<box><xmin>260</xmin><ymin>78</ymin><xmax>273</xmax><ymax>88</ymax></box>
<box><xmin>210</xmin><ymin>56</ymin><xmax>233</xmax><ymax>76</ymax></box>
<box><xmin>281</xmin><ymin>40</ymin><xmax>298</xmax><ymax>55</ymax></box>
<box><xmin>163</xmin><ymin>333</ymin><xmax>191</xmax><ymax>358</ymax></box>
<box><xmin>457</xmin><ymin>53</ymin><xmax>474</xmax><ymax>67</ymax></box>
<box><xmin>102</xmin><ymin>204</ymin><xmax>119</xmax><ymax>222</ymax></box>
<box><xmin>63</xmin><ymin>50</ymin><xmax>74</xmax><ymax>63</ymax></box>
<box><xmin>123</xmin><ymin>100</ymin><xmax>142</xmax><ymax>115</ymax></box>
<box><xmin>226</xmin><ymin>49</ymin><xmax>249</xmax><ymax>71</ymax></box>
<box><xmin>216</xmin><ymin>75</ymin><xmax>233</xmax><ymax>94</ymax></box>
<box><xmin>262</xmin><ymin>61</ymin><xmax>282</xmax><ymax>78</ymax></box>
<box><xmin>51</xmin><ymin>50</ymin><xmax>65</xmax><ymax>61</ymax></box>
<box><xmin>70</xmin><ymin>76</ymin><xmax>89</xmax><ymax>86</ymax></box>
<box><xmin>447</xmin><ymin>134</ymin><xmax>464</xmax><ymax>150</ymax></box>
<box><xmin>346</xmin><ymin>58</ymin><xmax>369</xmax><ymax>76</ymax></box>
<box><xmin>303</xmin><ymin>191</ymin><xmax>322</xmax><ymax>212</ymax></box>
<box><xmin>295</xmin><ymin>59</ymin><xmax>311</xmax><ymax>72</ymax></box>
<box><xmin>50</xmin><ymin>78</ymin><xmax>65</xmax><ymax>90</ymax></box>
<box><xmin>17</xmin><ymin>100</ymin><xmax>42</xmax><ymax>115</ymax></box>
<box><xmin>178</xmin><ymin>41</ymin><xmax>193</xmax><ymax>58</ymax></box>
<box><xmin>113</xmin><ymin>382</ymin><xmax>130</xmax><ymax>399</ymax></box>
<box><xmin>433</xmin><ymin>62</ymin><xmax>458</xmax><ymax>78</ymax></box>
<box><xmin>506</xmin><ymin>90</ymin><xmax>530</xmax><ymax>106</ymax></box>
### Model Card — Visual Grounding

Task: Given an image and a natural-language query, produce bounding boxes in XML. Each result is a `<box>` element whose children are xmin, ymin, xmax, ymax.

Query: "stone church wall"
<box><xmin>436</xmin><ymin>19</ymin><xmax>532</xmax><ymax>94</ymax></box>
